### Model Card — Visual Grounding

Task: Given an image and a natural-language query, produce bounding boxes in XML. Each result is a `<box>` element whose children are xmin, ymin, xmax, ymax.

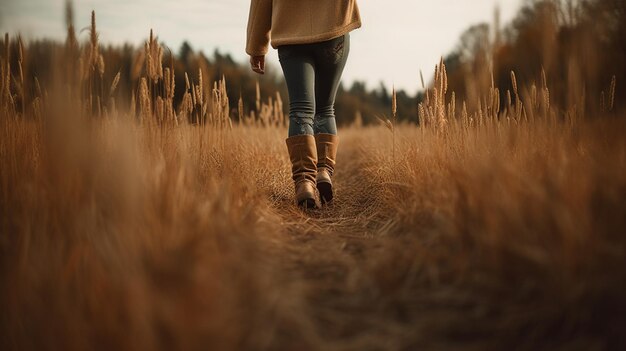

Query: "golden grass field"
<box><xmin>1</xmin><ymin>9</ymin><xmax>626</xmax><ymax>351</ymax></box>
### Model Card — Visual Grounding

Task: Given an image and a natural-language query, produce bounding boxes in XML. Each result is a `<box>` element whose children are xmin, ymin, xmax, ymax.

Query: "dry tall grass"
<box><xmin>1</xmin><ymin>9</ymin><xmax>625</xmax><ymax>351</ymax></box>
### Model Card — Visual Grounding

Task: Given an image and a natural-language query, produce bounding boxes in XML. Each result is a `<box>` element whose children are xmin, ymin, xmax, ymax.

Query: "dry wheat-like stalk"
<box><xmin>144</xmin><ymin>43</ymin><xmax>152</xmax><ymax>80</ymax></box>
<box><xmin>391</xmin><ymin>85</ymin><xmax>398</xmax><ymax>161</ymax></box>
<box><xmin>461</xmin><ymin>101</ymin><xmax>469</xmax><ymax>127</ymax></box>
<box><xmin>375</xmin><ymin>114</ymin><xmax>394</xmax><ymax>132</ymax></box>
<box><xmin>436</xmin><ymin>59</ymin><xmax>448</xmax><ymax>130</ymax></box>
<box><xmin>179</xmin><ymin>90</ymin><xmax>193</xmax><ymax>120</ymax></box>
<box><xmin>109</xmin><ymin>71</ymin><xmax>121</xmax><ymax>97</ymax></box>
<box><xmin>609</xmin><ymin>75</ymin><xmax>616</xmax><ymax>111</ymax></box>
<box><xmin>2</xmin><ymin>33</ymin><xmax>11</xmax><ymax>112</ymax></box>
<box><xmin>197</xmin><ymin>68</ymin><xmax>204</xmax><ymax>102</ymax></box>
<box><xmin>493</xmin><ymin>88</ymin><xmax>500</xmax><ymax>116</ymax></box>
<box><xmin>273</xmin><ymin>91</ymin><xmax>284</xmax><ymax>127</ymax></box>
<box><xmin>155</xmin><ymin>96</ymin><xmax>164</xmax><ymax>122</ymax></box>
<box><xmin>63</xmin><ymin>2</ymin><xmax>80</xmax><ymax>96</ymax></box>
<box><xmin>531</xmin><ymin>84</ymin><xmax>538</xmax><ymax>110</ymax></box>
<box><xmin>195</xmin><ymin>68</ymin><xmax>204</xmax><ymax>124</ymax></box>
<box><xmin>507</xmin><ymin>90</ymin><xmax>512</xmax><ymax>109</ymax></box>
<box><xmin>164</xmin><ymin>68</ymin><xmax>172</xmax><ymax>99</ymax></box>
<box><xmin>185</xmin><ymin>72</ymin><xmax>191</xmax><ymax>92</ymax></box>
<box><xmin>14</xmin><ymin>36</ymin><xmax>26</xmax><ymax>117</ymax></box>
<box><xmin>65</xmin><ymin>0</ymin><xmax>78</xmax><ymax>51</ymax></box>
<box><xmin>510</xmin><ymin>71</ymin><xmax>523</xmax><ymax>121</ymax></box>
<box><xmin>107</xmin><ymin>70</ymin><xmax>121</xmax><ymax>116</ymax></box>
<box><xmin>85</xmin><ymin>11</ymin><xmax>105</xmax><ymax>80</ymax></box>
<box><xmin>34</xmin><ymin>77</ymin><xmax>42</xmax><ymax>99</ymax></box>
<box><xmin>511</xmin><ymin>71</ymin><xmax>519</xmax><ymax>97</ymax></box>
<box><xmin>145</xmin><ymin>30</ymin><xmax>164</xmax><ymax>82</ymax></box>
<box><xmin>139</xmin><ymin>77</ymin><xmax>151</xmax><ymax>121</ymax></box>
<box><xmin>541</xmin><ymin>67</ymin><xmax>550</xmax><ymax>114</ymax></box>
<box><xmin>168</xmin><ymin>67</ymin><xmax>176</xmax><ymax>101</ymax></box>
<box><xmin>392</xmin><ymin>85</ymin><xmax>397</xmax><ymax>121</ymax></box>
<box><xmin>255</xmin><ymin>81</ymin><xmax>261</xmax><ymax>112</ymax></box>
<box><xmin>450</xmin><ymin>91</ymin><xmax>456</xmax><ymax>119</ymax></box>
<box><xmin>238</xmin><ymin>95</ymin><xmax>244</xmax><ymax>125</ymax></box>
<box><xmin>417</xmin><ymin>103</ymin><xmax>425</xmax><ymax>126</ymax></box>
<box><xmin>90</xmin><ymin>11</ymin><xmax>99</xmax><ymax>67</ymax></box>
<box><xmin>97</xmin><ymin>54</ymin><xmax>105</xmax><ymax>77</ymax></box>
<box><xmin>77</xmin><ymin>11</ymin><xmax>106</xmax><ymax>116</ymax></box>
<box><xmin>441</xmin><ymin>60</ymin><xmax>448</xmax><ymax>96</ymax></box>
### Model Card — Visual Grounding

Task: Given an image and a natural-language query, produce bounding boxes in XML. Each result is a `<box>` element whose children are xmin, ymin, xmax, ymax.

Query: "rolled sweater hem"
<box><xmin>270</xmin><ymin>21</ymin><xmax>361</xmax><ymax>49</ymax></box>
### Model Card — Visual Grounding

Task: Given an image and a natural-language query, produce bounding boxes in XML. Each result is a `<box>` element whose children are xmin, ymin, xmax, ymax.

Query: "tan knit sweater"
<box><xmin>246</xmin><ymin>0</ymin><xmax>361</xmax><ymax>56</ymax></box>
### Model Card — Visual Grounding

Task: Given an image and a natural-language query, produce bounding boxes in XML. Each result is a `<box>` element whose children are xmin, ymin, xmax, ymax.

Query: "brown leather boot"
<box><xmin>314</xmin><ymin>133</ymin><xmax>339</xmax><ymax>204</ymax></box>
<box><xmin>286</xmin><ymin>134</ymin><xmax>318</xmax><ymax>209</ymax></box>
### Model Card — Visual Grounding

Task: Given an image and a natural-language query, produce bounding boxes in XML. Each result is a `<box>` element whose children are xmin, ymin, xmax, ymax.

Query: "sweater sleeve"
<box><xmin>246</xmin><ymin>0</ymin><xmax>272</xmax><ymax>56</ymax></box>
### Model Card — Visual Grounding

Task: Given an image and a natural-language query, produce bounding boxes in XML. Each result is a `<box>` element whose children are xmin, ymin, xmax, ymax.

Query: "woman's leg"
<box><xmin>311</xmin><ymin>34</ymin><xmax>350</xmax><ymax>204</ymax></box>
<box><xmin>278</xmin><ymin>45</ymin><xmax>318</xmax><ymax>208</ymax></box>
<box><xmin>278</xmin><ymin>46</ymin><xmax>316</xmax><ymax>137</ymax></box>
<box><xmin>313</xmin><ymin>33</ymin><xmax>350</xmax><ymax>135</ymax></box>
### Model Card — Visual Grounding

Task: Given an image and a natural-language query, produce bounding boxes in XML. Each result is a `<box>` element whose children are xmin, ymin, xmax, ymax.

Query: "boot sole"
<box><xmin>298</xmin><ymin>198</ymin><xmax>317</xmax><ymax>210</ymax></box>
<box><xmin>317</xmin><ymin>181</ymin><xmax>333</xmax><ymax>205</ymax></box>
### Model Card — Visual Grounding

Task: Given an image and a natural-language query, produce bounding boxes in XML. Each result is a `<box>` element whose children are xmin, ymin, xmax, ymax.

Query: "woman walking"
<box><xmin>246</xmin><ymin>0</ymin><xmax>361</xmax><ymax>209</ymax></box>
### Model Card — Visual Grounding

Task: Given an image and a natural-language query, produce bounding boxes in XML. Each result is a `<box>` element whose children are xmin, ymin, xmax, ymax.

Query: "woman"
<box><xmin>246</xmin><ymin>0</ymin><xmax>361</xmax><ymax>209</ymax></box>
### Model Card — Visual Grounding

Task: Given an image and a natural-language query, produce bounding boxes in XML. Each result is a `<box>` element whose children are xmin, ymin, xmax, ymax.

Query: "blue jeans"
<box><xmin>278</xmin><ymin>33</ymin><xmax>350</xmax><ymax>137</ymax></box>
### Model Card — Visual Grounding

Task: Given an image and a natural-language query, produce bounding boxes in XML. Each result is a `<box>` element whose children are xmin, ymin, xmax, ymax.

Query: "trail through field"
<box><xmin>275</xmin><ymin>132</ymin><xmax>391</xmax><ymax>237</ymax></box>
<box><xmin>261</xmin><ymin>132</ymin><xmax>417</xmax><ymax>348</ymax></box>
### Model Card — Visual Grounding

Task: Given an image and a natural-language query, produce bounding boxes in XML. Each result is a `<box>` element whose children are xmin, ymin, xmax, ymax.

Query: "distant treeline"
<box><xmin>443</xmin><ymin>0</ymin><xmax>624</xmax><ymax>115</ymax></box>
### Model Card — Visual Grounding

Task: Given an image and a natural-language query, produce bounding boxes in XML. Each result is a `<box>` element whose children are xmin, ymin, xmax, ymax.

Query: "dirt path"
<box><xmin>279</xmin><ymin>135</ymin><xmax>389</xmax><ymax>233</ymax></box>
<box><xmin>263</xmin><ymin>133</ymin><xmax>413</xmax><ymax>348</ymax></box>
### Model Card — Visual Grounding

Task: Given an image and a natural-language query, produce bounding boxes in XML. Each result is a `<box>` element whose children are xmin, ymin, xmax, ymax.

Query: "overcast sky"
<box><xmin>0</xmin><ymin>0</ymin><xmax>522</xmax><ymax>94</ymax></box>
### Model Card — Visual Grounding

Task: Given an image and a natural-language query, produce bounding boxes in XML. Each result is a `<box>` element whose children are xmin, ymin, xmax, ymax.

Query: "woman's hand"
<box><xmin>250</xmin><ymin>55</ymin><xmax>265</xmax><ymax>75</ymax></box>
